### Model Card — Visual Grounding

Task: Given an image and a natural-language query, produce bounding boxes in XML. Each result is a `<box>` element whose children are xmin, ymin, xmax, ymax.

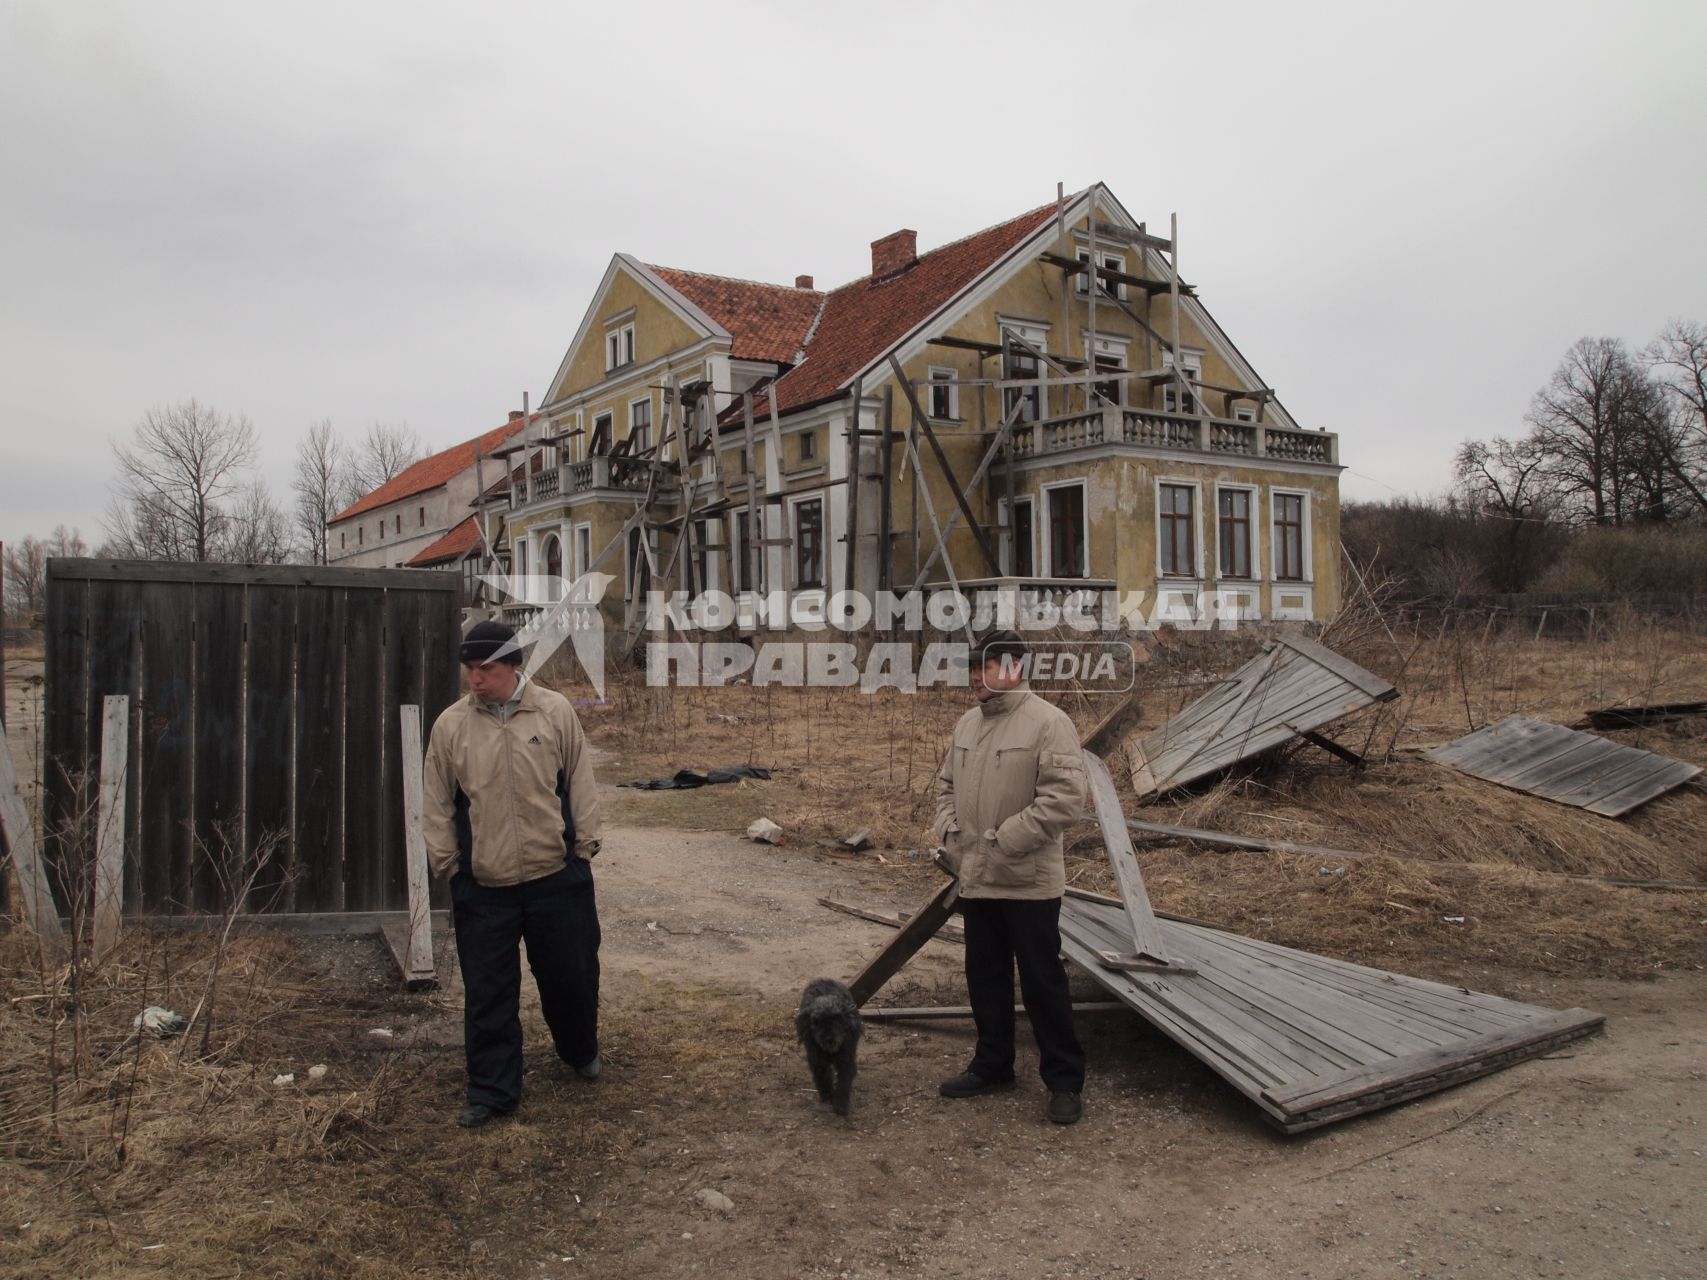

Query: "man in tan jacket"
<box><xmin>424</xmin><ymin>620</ymin><xmax>605</xmax><ymax>1127</ymax></box>
<box><xmin>934</xmin><ymin>630</ymin><xmax>1089</xmax><ymax>1124</ymax></box>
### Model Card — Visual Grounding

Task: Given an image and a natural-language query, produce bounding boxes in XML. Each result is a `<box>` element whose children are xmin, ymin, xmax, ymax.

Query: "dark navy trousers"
<box><xmin>960</xmin><ymin>895</ymin><xmax>1086</xmax><ymax>1093</ymax></box>
<box><xmin>450</xmin><ymin>863</ymin><xmax>600</xmax><ymax>1111</ymax></box>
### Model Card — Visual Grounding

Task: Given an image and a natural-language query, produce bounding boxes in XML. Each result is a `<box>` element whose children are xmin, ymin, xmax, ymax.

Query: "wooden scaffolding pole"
<box><xmin>887</xmin><ymin>356</ymin><xmax>1001</xmax><ymax>576</ymax></box>
<box><xmin>842</xmin><ymin>377</ymin><xmax>862</xmax><ymax>597</ymax></box>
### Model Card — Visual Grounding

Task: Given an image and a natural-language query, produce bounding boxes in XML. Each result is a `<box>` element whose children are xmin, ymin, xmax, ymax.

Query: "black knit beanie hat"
<box><xmin>460</xmin><ymin>619</ymin><xmax>523</xmax><ymax>666</ymax></box>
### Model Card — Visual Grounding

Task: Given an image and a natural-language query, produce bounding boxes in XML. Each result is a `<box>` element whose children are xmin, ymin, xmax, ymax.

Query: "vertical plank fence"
<box><xmin>43</xmin><ymin>560</ymin><xmax>461</xmax><ymax>917</ymax></box>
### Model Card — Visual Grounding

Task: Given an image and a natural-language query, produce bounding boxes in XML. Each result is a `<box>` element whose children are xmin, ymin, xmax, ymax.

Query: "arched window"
<box><xmin>543</xmin><ymin>534</ymin><xmax>563</xmax><ymax>593</ymax></box>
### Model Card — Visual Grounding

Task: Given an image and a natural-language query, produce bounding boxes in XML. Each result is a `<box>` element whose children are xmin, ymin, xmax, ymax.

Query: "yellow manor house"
<box><xmin>484</xmin><ymin>182</ymin><xmax>1341</xmax><ymax>636</ymax></box>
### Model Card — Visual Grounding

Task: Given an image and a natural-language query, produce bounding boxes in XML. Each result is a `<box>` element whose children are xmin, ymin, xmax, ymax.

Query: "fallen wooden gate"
<box><xmin>43</xmin><ymin>559</ymin><xmax>462</xmax><ymax>917</ymax></box>
<box><xmin>1127</xmin><ymin>635</ymin><xmax>1396</xmax><ymax>797</ymax></box>
<box><xmin>1425</xmin><ymin>715</ymin><xmax>1700</xmax><ymax>818</ymax></box>
<box><xmin>848</xmin><ymin>745</ymin><xmax>1606</xmax><ymax>1133</ymax></box>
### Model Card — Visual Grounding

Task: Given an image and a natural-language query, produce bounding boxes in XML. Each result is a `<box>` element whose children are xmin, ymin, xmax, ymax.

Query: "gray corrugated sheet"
<box><xmin>1058</xmin><ymin>893</ymin><xmax>1604</xmax><ymax>1132</ymax></box>
<box><xmin>1129</xmin><ymin>635</ymin><xmax>1397</xmax><ymax>797</ymax></box>
<box><xmin>1424</xmin><ymin>715</ymin><xmax>1701</xmax><ymax>818</ymax></box>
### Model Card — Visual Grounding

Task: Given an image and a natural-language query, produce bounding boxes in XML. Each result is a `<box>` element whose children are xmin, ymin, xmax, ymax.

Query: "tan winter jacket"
<box><xmin>423</xmin><ymin>678</ymin><xmax>604</xmax><ymax>886</ymax></box>
<box><xmin>933</xmin><ymin>687</ymin><xmax>1087</xmax><ymax>900</ymax></box>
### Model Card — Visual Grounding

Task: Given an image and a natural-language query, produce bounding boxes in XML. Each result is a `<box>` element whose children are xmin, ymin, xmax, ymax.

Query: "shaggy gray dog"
<box><xmin>795</xmin><ymin>978</ymin><xmax>862</xmax><ymax>1116</ymax></box>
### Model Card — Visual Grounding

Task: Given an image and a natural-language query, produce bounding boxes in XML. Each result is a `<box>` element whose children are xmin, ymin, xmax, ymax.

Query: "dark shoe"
<box><xmin>938</xmin><ymin>1070</ymin><xmax>1015</xmax><ymax>1099</ymax></box>
<box><xmin>457</xmin><ymin>1103</ymin><xmax>507</xmax><ymax>1128</ymax></box>
<box><xmin>572</xmin><ymin>1054</ymin><xmax>602</xmax><ymax>1081</ymax></box>
<box><xmin>1047</xmin><ymin>1091</ymin><xmax>1083</xmax><ymax>1125</ymax></box>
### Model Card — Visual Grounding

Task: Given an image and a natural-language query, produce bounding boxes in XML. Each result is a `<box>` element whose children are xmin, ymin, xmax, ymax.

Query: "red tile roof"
<box><xmin>704</xmin><ymin>200</ymin><xmax>1064</xmax><ymax>422</ymax></box>
<box><xmin>406</xmin><ymin>515</ymin><xmax>483</xmax><ymax>567</ymax></box>
<box><xmin>331</xmin><ymin>415</ymin><xmax>534</xmax><ymax>524</ymax></box>
<box><xmin>646</xmin><ymin>266</ymin><xmax>824</xmax><ymax>365</ymax></box>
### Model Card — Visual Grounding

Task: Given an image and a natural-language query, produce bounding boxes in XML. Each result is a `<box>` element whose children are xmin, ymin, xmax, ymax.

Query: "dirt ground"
<box><xmin>535</xmin><ymin>810</ymin><xmax>1707</xmax><ymax>1280</ymax></box>
<box><xmin>5</xmin><ymin>627</ymin><xmax>1707</xmax><ymax>1278</ymax></box>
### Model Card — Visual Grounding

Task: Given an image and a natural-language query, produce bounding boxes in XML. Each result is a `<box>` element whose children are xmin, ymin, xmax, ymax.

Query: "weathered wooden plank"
<box><xmin>92</xmin><ymin>695</ymin><xmax>129</xmax><ymax>958</ymax></box>
<box><xmin>818</xmin><ymin>896</ymin><xmax>966</xmax><ymax>943</ymax></box>
<box><xmin>243</xmin><ymin>584</ymin><xmax>297</xmax><ymax>911</ymax></box>
<box><xmin>1585</xmin><ymin>760</ymin><xmax>1704</xmax><ymax>818</ymax></box>
<box><xmin>1425</xmin><ymin>717</ymin><xmax>1699</xmax><ymax>817</ymax></box>
<box><xmin>48</xmin><ymin>557</ymin><xmax>462</xmax><ymax>592</ymax></box>
<box><xmin>1082</xmin><ymin>751</ymin><xmax>1169</xmax><ymax>963</ymax></box>
<box><xmin>396</xmin><ymin>705</ymin><xmax>436</xmax><ymax>986</ymax></box>
<box><xmin>294</xmin><ymin>586</ymin><xmax>347</xmax><ymax>913</ymax></box>
<box><xmin>847</xmin><ymin>874</ymin><xmax>959</xmax><ymax>1006</ymax></box>
<box><xmin>342</xmin><ymin>588</ymin><xmax>386</xmax><ymax>911</ymax></box>
<box><xmin>138</xmin><ymin>581</ymin><xmax>197</xmax><ymax>912</ymax></box>
<box><xmin>1125</xmin><ymin>817</ymin><xmax>1368</xmax><ymax>861</ymax></box>
<box><xmin>191</xmin><ymin>578</ymin><xmax>246</xmax><ymax>913</ymax></box>
<box><xmin>862</xmin><ymin>1002</ymin><xmax>1126</xmax><ymax>1022</ymax></box>
<box><xmin>0</xmin><ymin>734</ymin><xmax>64</xmax><ymax>953</ymax></box>
<box><xmin>1263</xmin><ymin>1007</ymin><xmax>1605</xmax><ymax>1116</ymax></box>
<box><xmin>1274</xmin><ymin>634</ymin><xmax>1398</xmax><ymax>702</ymax></box>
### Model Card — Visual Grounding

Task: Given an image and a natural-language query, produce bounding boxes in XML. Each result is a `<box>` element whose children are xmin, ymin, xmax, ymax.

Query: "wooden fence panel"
<box><xmin>294</xmin><ymin>584</ymin><xmax>348</xmax><ymax>913</ymax></box>
<box><xmin>244</xmin><ymin>584</ymin><xmax>299</xmax><ymax>912</ymax></box>
<box><xmin>43</xmin><ymin>560</ymin><xmax>461</xmax><ymax>918</ymax></box>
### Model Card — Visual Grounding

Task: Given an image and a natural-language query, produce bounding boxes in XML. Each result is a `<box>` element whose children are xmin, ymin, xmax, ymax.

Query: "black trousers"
<box><xmin>450</xmin><ymin>864</ymin><xmax>601</xmax><ymax>1111</ymax></box>
<box><xmin>960</xmin><ymin>896</ymin><xmax>1086</xmax><ymax>1093</ymax></box>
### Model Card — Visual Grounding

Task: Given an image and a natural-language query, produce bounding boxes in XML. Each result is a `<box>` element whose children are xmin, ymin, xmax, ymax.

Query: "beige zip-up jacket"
<box><xmin>933</xmin><ymin>687</ymin><xmax>1087</xmax><ymax>901</ymax></box>
<box><xmin>423</xmin><ymin>678</ymin><xmax>604</xmax><ymax>886</ymax></box>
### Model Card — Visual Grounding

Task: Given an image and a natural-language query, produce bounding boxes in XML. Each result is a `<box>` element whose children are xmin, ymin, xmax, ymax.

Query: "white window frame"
<box><xmin>1270</xmin><ymin>488</ymin><xmax>1313</xmax><ymax>584</ymax></box>
<box><xmin>623</xmin><ymin>525</ymin><xmax>658</xmax><ymax>604</ymax></box>
<box><xmin>1000</xmin><ymin>495</ymin><xmax>1036</xmax><ymax>577</ymax></box>
<box><xmin>1082</xmin><ymin>331</ymin><xmax>1131</xmax><ymax>408</ymax></box>
<box><xmin>1214</xmin><ymin>483</ymin><xmax>1261</xmax><ymax>583</ymax></box>
<box><xmin>1075</xmin><ymin>248</ymin><xmax>1127</xmax><ymax>300</ymax></box>
<box><xmin>684</xmin><ymin>517</ymin><xmax>719</xmax><ymax>593</ymax></box>
<box><xmin>1039</xmin><ymin>479</ymin><xmax>1089</xmax><ymax>581</ymax></box>
<box><xmin>629</xmin><ymin>396</ymin><xmax>653</xmax><ymax>453</ymax></box>
<box><xmin>1233</xmin><ymin>405</ymin><xmax>1257</xmax><ymax>423</ymax></box>
<box><xmin>605</xmin><ymin>322</ymin><xmax>636</xmax><ymax>372</ymax></box>
<box><xmin>590</xmin><ymin>411</ymin><xmax>614</xmax><ymax>455</ymax></box>
<box><xmin>788</xmin><ymin>492</ymin><xmax>826</xmax><ymax>592</ymax></box>
<box><xmin>729</xmin><ymin>508</ymin><xmax>756</xmax><ymax>594</ymax></box>
<box><xmin>926</xmin><ymin>366</ymin><xmax>960</xmax><ymax>422</ymax></box>
<box><xmin>1161</xmin><ymin>348</ymin><xmax>1204</xmax><ymax>415</ymax></box>
<box><xmin>572</xmin><ymin>521</ymin><xmax>592</xmax><ymax>580</ymax></box>
<box><xmin>1155</xmin><ymin>477</ymin><xmax>1204</xmax><ymax>581</ymax></box>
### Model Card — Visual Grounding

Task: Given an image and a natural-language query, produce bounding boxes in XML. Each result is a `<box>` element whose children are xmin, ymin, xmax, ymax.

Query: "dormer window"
<box><xmin>605</xmin><ymin>324</ymin><xmax>636</xmax><ymax>371</ymax></box>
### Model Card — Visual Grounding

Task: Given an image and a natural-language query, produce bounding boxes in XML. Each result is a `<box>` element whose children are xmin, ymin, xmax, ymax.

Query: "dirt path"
<box><xmin>468</xmin><ymin>796</ymin><xmax>1707</xmax><ymax>1280</ymax></box>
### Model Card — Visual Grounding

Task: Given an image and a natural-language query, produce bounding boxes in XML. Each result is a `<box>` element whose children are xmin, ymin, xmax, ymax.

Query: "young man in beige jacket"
<box><xmin>424</xmin><ymin>620</ymin><xmax>605</xmax><ymax>1127</ymax></box>
<box><xmin>934</xmin><ymin>630</ymin><xmax>1089</xmax><ymax>1124</ymax></box>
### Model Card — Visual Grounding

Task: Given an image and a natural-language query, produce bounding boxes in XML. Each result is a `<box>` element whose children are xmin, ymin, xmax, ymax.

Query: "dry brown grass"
<box><xmin>0</xmin><ymin>925</ymin><xmax>787</xmax><ymax>1279</ymax></box>
<box><xmin>568</xmin><ymin>611</ymin><xmax>1707</xmax><ymax>980</ymax></box>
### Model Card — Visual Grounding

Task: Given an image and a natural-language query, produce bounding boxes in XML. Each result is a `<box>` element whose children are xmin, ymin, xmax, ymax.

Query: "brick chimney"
<box><xmin>870</xmin><ymin>229</ymin><xmax>917</xmax><ymax>280</ymax></box>
<box><xmin>795</xmin><ymin>274</ymin><xmax>814</xmax><ymax>289</ymax></box>
<box><xmin>508</xmin><ymin>410</ymin><xmax>524</xmax><ymax>421</ymax></box>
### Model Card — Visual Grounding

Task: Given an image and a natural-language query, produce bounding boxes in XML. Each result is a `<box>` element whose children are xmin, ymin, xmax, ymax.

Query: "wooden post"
<box><xmin>842</xmin><ymin>377</ymin><xmax>862</xmax><ymax>597</ymax></box>
<box><xmin>1082</xmin><ymin>752</ymin><xmax>1171</xmax><ymax>967</ymax></box>
<box><xmin>877</xmin><ymin>386</ymin><xmax>894</xmax><ymax>599</ymax></box>
<box><xmin>742</xmin><ymin>392</ymin><xmax>763</xmax><ymax>597</ymax></box>
<box><xmin>0</xmin><ymin>733</ymin><xmax>64</xmax><ymax>956</ymax></box>
<box><xmin>389</xmin><ymin>704</ymin><xmax>437</xmax><ymax>987</ymax></box>
<box><xmin>887</xmin><ymin>356</ymin><xmax>1001</xmax><ymax>575</ymax></box>
<box><xmin>92</xmin><ymin>695</ymin><xmax>129</xmax><ymax>958</ymax></box>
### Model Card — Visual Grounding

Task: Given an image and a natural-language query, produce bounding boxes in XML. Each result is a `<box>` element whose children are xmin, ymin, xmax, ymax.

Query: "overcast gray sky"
<box><xmin>3</xmin><ymin>0</ymin><xmax>1704</xmax><ymax>550</ymax></box>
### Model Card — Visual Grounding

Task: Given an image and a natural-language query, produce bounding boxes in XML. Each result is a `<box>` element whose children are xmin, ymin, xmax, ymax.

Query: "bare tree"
<box><xmin>4</xmin><ymin>528</ymin><xmax>89</xmax><ymax>622</ymax></box>
<box><xmin>1453</xmin><ymin>436</ymin><xmax>1563</xmax><ymax>590</ymax></box>
<box><xmin>346</xmin><ymin>421</ymin><xmax>422</xmax><ymax>501</ymax></box>
<box><xmin>106</xmin><ymin>401</ymin><xmax>258</xmax><ymax>561</ymax></box>
<box><xmin>1645</xmin><ymin>319</ymin><xmax>1707</xmax><ymax>514</ymax></box>
<box><xmin>1526</xmin><ymin>337</ymin><xmax>1664</xmax><ymax>526</ymax></box>
<box><xmin>217</xmin><ymin>480</ymin><xmax>293</xmax><ymax>564</ymax></box>
<box><xmin>293</xmin><ymin>419</ymin><xmax>351</xmax><ymax>563</ymax></box>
